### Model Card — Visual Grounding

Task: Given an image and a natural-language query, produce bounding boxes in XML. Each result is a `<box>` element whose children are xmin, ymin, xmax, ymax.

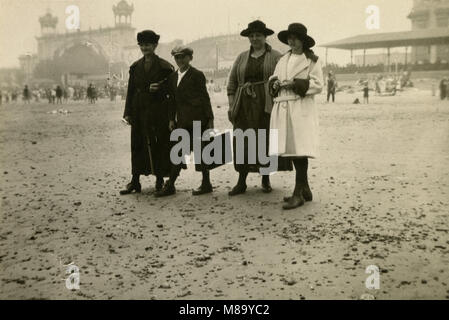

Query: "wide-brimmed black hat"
<box><xmin>278</xmin><ymin>23</ymin><xmax>315</xmax><ymax>48</ymax></box>
<box><xmin>137</xmin><ymin>30</ymin><xmax>160</xmax><ymax>44</ymax></box>
<box><xmin>240</xmin><ymin>20</ymin><xmax>274</xmax><ymax>37</ymax></box>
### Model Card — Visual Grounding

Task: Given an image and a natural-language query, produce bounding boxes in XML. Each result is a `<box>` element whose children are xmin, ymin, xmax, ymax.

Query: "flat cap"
<box><xmin>171</xmin><ymin>45</ymin><xmax>194</xmax><ymax>57</ymax></box>
<box><xmin>137</xmin><ymin>30</ymin><xmax>160</xmax><ymax>44</ymax></box>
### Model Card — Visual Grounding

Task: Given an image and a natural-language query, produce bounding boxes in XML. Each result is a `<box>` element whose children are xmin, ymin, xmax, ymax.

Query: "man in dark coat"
<box><xmin>327</xmin><ymin>71</ymin><xmax>336</xmax><ymax>103</ymax></box>
<box><xmin>120</xmin><ymin>30</ymin><xmax>175</xmax><ymax>195</ymax></box>
<box><xmin>155</xmin><ymin>46</ymin><xmax>214</xmax><ymax>197</ymax></box>
<box><xmin>87</xmin><ymin>84</ymin><xmax>94</xmax><ymax>104</ymax></box>
<box><xmin>440</xmin><ymin>78</ymin><xmax>447</xmax><ymax>100</ymax></box>
<box><xmin>56</xmin><ymin>85</ymin><xmax>63</xmax><ymax>104</ymax></box>
<box><xmin>23</xmin><ymin>85</ymin><xmax>31</xmax><ymax>104</ymax></box>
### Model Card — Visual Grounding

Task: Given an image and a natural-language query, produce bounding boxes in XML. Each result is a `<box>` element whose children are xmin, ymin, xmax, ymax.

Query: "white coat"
<box><xmin>269</xmin><ymin>52</ymin><xmax>323</xmax><ymax>158</ymax></box>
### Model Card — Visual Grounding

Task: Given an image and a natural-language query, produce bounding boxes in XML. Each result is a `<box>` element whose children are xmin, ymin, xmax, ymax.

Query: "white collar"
<box><xmin>177</xmin><ymin>67</ymin><xmax>190</xmax><ymax>75</ymax></box>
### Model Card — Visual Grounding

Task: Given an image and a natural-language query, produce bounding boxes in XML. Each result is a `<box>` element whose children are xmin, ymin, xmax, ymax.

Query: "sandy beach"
<box><xmin>1</xmin><ymin>89</ymin><xmax>448</xmax><ymax>300</ymax></box>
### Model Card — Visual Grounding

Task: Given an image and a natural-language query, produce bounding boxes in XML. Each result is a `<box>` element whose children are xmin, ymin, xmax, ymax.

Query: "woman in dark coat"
<box><xmin>227</xmin><ymin>20</ymin><xmax>285</xmax><ymax>196</ymax></box>
<box><xmin>120</xmin><ymin>30</ymin><xmax>175</xmax><ymax>195</ymax></box>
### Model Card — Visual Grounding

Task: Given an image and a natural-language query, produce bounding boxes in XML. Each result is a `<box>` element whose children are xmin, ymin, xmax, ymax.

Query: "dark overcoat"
<box><xmin>123</xmin><ymin>54</ymin><xmax>174</xmax><ymax>177</ymax></box>
<box><xmin>167</xmin><ymin>66</ymin><xmax>214</xmax><ymax>171</ymax></box>
<box><xmin>167</xmin><ymin>66</ymin><xmax>214</xmax><ymax>129</ymax></box>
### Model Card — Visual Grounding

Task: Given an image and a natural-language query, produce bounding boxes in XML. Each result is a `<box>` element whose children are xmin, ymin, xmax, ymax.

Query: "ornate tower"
<box><xmin>113</xmin><ymin>0</ymin><xmax>134</xmax><ymax>27</ymax></box>
<box><xmin>408</xmin><ymin>0</ymin><xmax>449</xmax><ymax>29</ymax></box>
<box><xmin>407</xmin><ymin>0</ymin><xmax>449</xmax><ymax>63</ymax></box>
<box><xmin>38</xmin><ymin>10</ymin><xmax>58</xmax><ymax>35</ymax></box>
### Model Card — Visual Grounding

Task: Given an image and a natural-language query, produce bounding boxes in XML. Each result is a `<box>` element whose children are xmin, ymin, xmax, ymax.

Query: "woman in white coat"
<box><xmin>269</xmin><ymin>23</ymin><xmax>324</xmax><ymax>210</ymax></box>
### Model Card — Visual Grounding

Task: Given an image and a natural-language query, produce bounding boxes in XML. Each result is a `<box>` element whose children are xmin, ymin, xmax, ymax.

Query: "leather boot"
<box><xmin>192</xmin><ymin>183</ymin><xmax>213</xmax><ymax>196</ymax></box>
<box><xmin>155</xmin><ymin>176</ymin><xmax>164</xmax><ymax>192</ymax></box>
<box><xmin>283</xmin><ymin>187</ymin><xmax>312</xmax><ymax>202</ymax></box>
<box><xmin>155</xmin><ymin>180</ymin><xmax>176</xmax><ymax>197</ymax></box>
<box><xmin>283</xmin><ymin>158</ymin><xmax>307</xmax><ymax>209</ymax></box>
<box><xmin>228</xmin><ymin>183</ymin><xmax>247</xmax><ymax>196</ymax></box>
<box><xmin>229</xmin><ymin>172</ymin><xmax>248</xmax><ymax>196</ymax></box>
<box><xmin>120</xmin><ymin>182</ymin><xmax>141</xmax><ymax>195</ymax></box>
<box><xmin>193</xmin><ymin>170</ymin><xmax>213</xmax><ymax>195</ymax></box>
<box><xmin>261</xmin><ymin>175</ymin><xmax>272</xmax><ymax>193</ymax></box>
<box><xmin>282</xmin><ymin>184</ymin><xmax>305</xmax><ymax>210</ymax></box>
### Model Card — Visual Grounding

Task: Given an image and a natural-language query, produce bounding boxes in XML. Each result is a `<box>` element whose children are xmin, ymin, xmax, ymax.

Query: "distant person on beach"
<box><xmin>446</xmin><ymin>77</ymin><xmax>449</xmax><ymax>100</ymax></box>
<box><xmin>50</xmin><ymin>88</ymin><xmax>56</xmax><ymax>104</ymax></box>
<box><xmin>326</xmin><ymin>71</ymin><xmax>336</xmax><ymax>103</ymax></box>
<box><xmin>23</xmin><ymin>85</ymin><xmax>31</xmax><ymax>104</ymax></box>
<box><xmin>56</xmin><ymin>85</ymin><xmax>63</xmax><ymax>104</ymax></box>
<box><xmin>440</xmin><ymin>78</ymin><xmax>447</xmax><ymax>100</ymax></box>
<box><xmin>363</xmin><ymin>82</ymin><xmax>369</xmax><ymax>104</ymax></box>
<box><xmin>87</xmin><ymin>84</ymin><xmax>95</xmax><ymax>104</ymax></box>
<box><xmin>12</xmin><ymin>91</ymin><xmax>18</xmax><ymax>102</ymax></box>
<box><xmin>63</xmin><ymin>88</ymin><xmax>68</xmax><ymax>103</ymax></box>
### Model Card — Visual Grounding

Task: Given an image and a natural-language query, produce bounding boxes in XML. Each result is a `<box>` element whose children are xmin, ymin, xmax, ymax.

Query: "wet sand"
<box><xmin>0</xmin><ymin>90</ymin><xmax>448</xmax><ymax>299</ymax></box>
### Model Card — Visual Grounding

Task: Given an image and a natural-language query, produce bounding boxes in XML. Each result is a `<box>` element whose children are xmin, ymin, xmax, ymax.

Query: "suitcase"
<box><xmin>194</xmin><ymin>130</ymin><xmax>233</xmax><ymax>171</ymax></box>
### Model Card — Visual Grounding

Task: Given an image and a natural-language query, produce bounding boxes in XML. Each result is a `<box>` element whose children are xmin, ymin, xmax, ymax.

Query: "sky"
<box><xmin>0</xmin><ymin>0</ymin><xmax>414</xmax><ymax>68</ymax></box>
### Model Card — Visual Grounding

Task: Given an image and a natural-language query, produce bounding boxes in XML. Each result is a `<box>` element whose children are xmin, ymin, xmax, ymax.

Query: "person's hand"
<box><xmin>124</xmin><ymin>116</ymin><xmax>132</xmax><ymax>126</ymax></box>
<box><xmin>149</xmin><ymin>83</ymin><xmax>160</xmax><ymax>92</ymax></box>
<box><xmin>168</xmin><ymin>120</ymin><xmax>175</xmax><ymax>131</ymax></box>
<box><xmin>272</xmin><ymin>80</ymin><xmax>281</xmax><ymax>91</ymax></box>
<box><xmin>280</xmin><ymin>80</ymin><xmax>294</xmax><ymax>90</ymax></box>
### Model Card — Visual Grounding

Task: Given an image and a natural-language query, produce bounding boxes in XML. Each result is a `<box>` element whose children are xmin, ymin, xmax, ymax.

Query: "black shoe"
<box><xmin>228</xmin><ymin>183</ymin><xmax>247</xmax><ymax>196</ymax></box>
<box><xmin>261</xmin><ymin>176</ymin><xmax>272</xmax><ymax>193</ymax></box>
<box><xmin>155</xmin><ymin>181</ymin><xmax>176</xmax><ymax>197</ymax></box>
<box><xmin>283</xmin><ymin>187</ymin><xmax>313</xmax><ymax>202</ymax></box>
<box><xmin>155</xmin><ymin>178</ymin><xmax>164</xmax><ymax>192</ymax></box>
<box><xmin>282</xmin><ymin>194</ymin><xmax>305</xmax><ymax>210</ymax></box>
<box><xmin>261</xmin><ymin>182</ymin><xmax>273</xmax><ymax>193</ymax></box>
<box><xmin>119</xmin><ymin>182</ymin><xmax>141</xmax><ymax>195</ymax></box>
<box><xmin>192</xmin><ymin>184</ymin><xmax>213</xmax><ymax>196</ymax></box>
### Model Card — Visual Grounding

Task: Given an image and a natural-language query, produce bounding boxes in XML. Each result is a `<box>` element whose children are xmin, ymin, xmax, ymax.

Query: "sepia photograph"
<box><xmin>0</xmin><ymin>0</ymin><xmax>448</xmax><ymax>303</ymax></box>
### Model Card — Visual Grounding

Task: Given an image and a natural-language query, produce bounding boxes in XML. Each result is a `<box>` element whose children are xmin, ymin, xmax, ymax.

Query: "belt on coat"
<box><xmin>273</xmin><ymin>95</ymin><xmax>301</xmax><ymax>103</ymax></box>
<box><xmin>240</xmin><ymin>80</ymin><xmax>267</xmax><ymax>99</ymax></box>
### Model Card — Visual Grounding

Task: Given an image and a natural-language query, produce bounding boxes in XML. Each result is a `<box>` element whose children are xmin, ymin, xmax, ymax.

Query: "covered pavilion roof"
<box><xmin>321</xmin><ymin>28</ymin><xmax>449</xmax><ymax>50</ymax></box>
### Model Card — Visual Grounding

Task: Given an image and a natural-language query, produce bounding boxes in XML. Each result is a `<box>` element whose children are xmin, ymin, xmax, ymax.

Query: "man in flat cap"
<box><xmin>156</xmin><ymin>46</ymin><xmax>215</xmax><ymax>197</ymax></box>
<box><xmin>120</xmin><ymin>30</ymin><xmax>175</xmax><ymax>195</ymax></box>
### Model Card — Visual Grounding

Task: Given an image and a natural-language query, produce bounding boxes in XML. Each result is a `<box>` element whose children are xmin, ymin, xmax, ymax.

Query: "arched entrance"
<box><xmin>34</xmin><ymin>40</ymin><xmax>110</xmax><ymax>84</ymax></box>
<box><xmin>54</xmin><ymin>42</ymin><xmax>109</xmax><ymax>84</ymax></box>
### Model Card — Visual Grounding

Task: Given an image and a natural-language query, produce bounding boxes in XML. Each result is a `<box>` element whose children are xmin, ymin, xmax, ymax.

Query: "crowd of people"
<box><xmin>324</xmin><ymin>61</ymin><xmax>449</xmax><ymax>75</ymax></box>
<box><xmin>0</xmin><ymin>83</ymin><xmax>127</xmax><ymax>105</ymax></box>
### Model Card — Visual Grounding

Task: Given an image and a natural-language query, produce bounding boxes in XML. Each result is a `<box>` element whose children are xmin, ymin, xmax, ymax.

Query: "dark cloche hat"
<box><xmin>171</xmin><ymin>45</ymin><xmax>194</xmax><ymax>57</ymax></box>
<box><xmin>278</xmin><ymin>23</ymin><xmax>315</xmax><ymax>48</ymax></box>
<box><xmin>137</xmin><ymin>30</ymin><xmax>160</xmax><ymax>44</ymax></box>
<box><xmin>240</xmin><ymin>20</ymin><xmax>274</xmax><ymax>37</ymax></box>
